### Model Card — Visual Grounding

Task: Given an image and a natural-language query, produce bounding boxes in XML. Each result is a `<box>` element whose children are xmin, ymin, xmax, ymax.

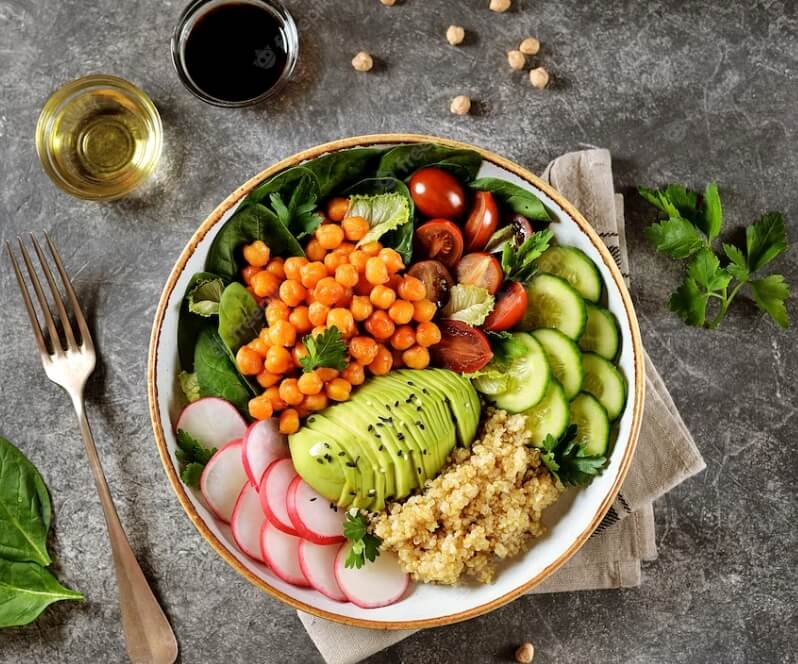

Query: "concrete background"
<box><xmin>1</xmin><ymin>0</ymin><xmax>796</xmax><ymax>662</ymax></box>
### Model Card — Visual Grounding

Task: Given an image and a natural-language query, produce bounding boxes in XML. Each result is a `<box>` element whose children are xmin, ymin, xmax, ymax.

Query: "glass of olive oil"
<box><xmin>35</xmin><ymin>75</ymin><xmax>163</xmax><ymax>200</ymax></box>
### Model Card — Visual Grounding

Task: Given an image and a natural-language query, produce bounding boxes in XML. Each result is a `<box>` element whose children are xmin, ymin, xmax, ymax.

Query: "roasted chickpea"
<box><xmin>298</xmin><ymin>371</ymin><xmax>324</xmax><ymax>396</ymax></box>
<box><xmin>327</xmin><ymin>197</ymin><xmax>350</xmax><ymax>222</ymax></box>
<box><xmin>279</xmin><ymin>409</ymin><xmax>300</xmax><ymax>434</ymax></box>
<box><xmin>243</xmin><ymin>240</ymin><xmax>271</xmax><ymax>267</ymax></box>
<box><xmin>402</xmin><ymin>345</ymin><xmax>430</xmax><ymax>369</ymax></box>
<box><xmin>360</xmin><ymin>241</ymin><xmax>382</xmax><ymax>256</ymax></box>
<box><xmin>303</xmin><ymin>392</ymin><xmax>329</xmax><ymax>412</ymax></box>
<box><xmin>350</xmin><ymin>295</ymin><xmax>374</xmax><ymax>322</ymax></box>
<box><xmin>364</xmin><ymin>310</ymin><xmax>395</xmax><ymax>340</ymax></box>
<box><xmin>326</xmin><ymin>377</ymin><xmax>352</xmax><ymax>402</ymax></box>
<box><xmin>378</xmin><ymin>247</ymin><xmax>404</xmax><ymax>273</ymax></box>
<box><xmin>316</xmin><ymin>223</ymin><xmax>345</xmax><ymax>251</ymax></box>
<box><xmin>365</xmin><ymin>257</ymin><xmax>390</xmax><ymax>285</ymax></box>
<box><xmin>279</xmin><ymin>279</ymin><xmax>307</xmax><ymax>307</ymax></box>
<box><xmin>413</xmin><ymin>299</ymin><xmax>437</xmax><ymax>323</ymax></box>
<box><xmin>367</xmin><ymin>344</ymin><xmax>393</xmax><ymax>375</ymax></box>
<box><xmin>247</xmin><ymin>337</ymin><xmax>268</xmax><ymax>356</ymax></box>
<box><xmin>348</xmin><ymin>250</ymin><xmax>369</xmax><ymax>272</ymax></box>
<box><xmin>388</xmin><ymin>299</ymin><xmax>414</xmax><ymax>324</ymax></box>
<box><xmin>398</xmin><ymin>275</ymin><xmax>426</xmax><ymax>301</ymax></box>
<box><xmin>305</xmin><ymin>238</ymin><xmax>327</xmax><ymax>261</ymax></box>
<box><xmin>268</xmin><ymin>320</ymin><xmax>297</xmax><ymax>347</ymax></box>
<box><xmin>313</xmin><ymin>276</ymin><xmax>345</xmax><ymax>306</ymax></box>
<box><xmin>349</xmin><ymin>336</ymin><xmax>379</xmax><ymax>365</ymax></box>
<box><xmin>334</xmin><ymin>263</ymin><xmax>359</xmax><ymax>288</ymax></box>
<box><xmin>283</xmin><ymin>256</ymin><xmax>309</xmax><ymax>281</ymax></box>
<box><xmin>369</xmin><ymin>284</ymin><xmax>397</xmax><ymax>309</ymax></box>
<box><xmin>341</xmin><ymin>361</ymin><xmax>366</xmax><ymax>386</ymax></box>
<box><xmin>298</xmin><ymin>261</ymin><xmax>326</xmax><ymax>289</ymax></box>
<box><xmin>308</xmin><ymin>301</ymin><xmax>331</xmax><ymax>327</ymax></box>
<box><xmin>342</xmin><ymin>216</ymin><xmax>370</xmax><ymax>242</ymax></box>
<box><xmin>323</xmin><ymin>250</ymin><xmax>349</xmax><ymax>274</ymax></box>
<box><xmin>265</xmin><ymin>257</ymin><xmax>285</xmax><ymax>280</ymax></box>
<box><xmin>390</xmin><ymin>325</ymin><xmax>416</xmax><ymax>351</ymax></box>
<box><xmin>264</xmin><ymin>386</ymin><xmax>287</xmax><ymax>412</ymax></box>
<box><xmin>327</xmin><ymin>307</ymin><xmax>356</xmax><ymax>337</ymax></box>
<box><xmin>248</xmin><ymin>395</ymin><xmax>273</xmax><ymax>420</ymax></box>
<box><xmin>279</xmin><ymin>378</ymin><xmax>304</xmax><ymax>406</ymax></box>
<box><xmin>292</xmin><ymin>342</ymin><xmax>309</xmax><ymax>366</ymax></box>
<box><xmin>315</xmin><ymin>367</ymin><xmax>339</xmax><ymax>382</ymax></box>
<box><xmin>236</xmin><ymin>346</ymin><xmax>263</xmax><ymax>375</ymax></box>
<box><xmin>288</xmin><ymin>306</ymin><xmax>313</xmax><ymax>334</ymax></box>
<box><xmin>265</xmin><ymin>345</ymin><xmax>292</xmax><ymax>374</ymax></box>
<box><xmin>251</xmin><ymin>270</ymin><xmax>280</xmax><ymax>298</ymax></box>
<box><xmin>415</xmin><ymin>321</ymin><xmax>442</xmax><ymax>347</ymax></box>
<box><xmin>241</xmin><ymin>265</ymin><xmax>261</xmax><ymax>285</ymax></box>
<box><xmin>256</xmin><ymin>370</ymin><xmax>281</xmax><ymax>389</ymax></box>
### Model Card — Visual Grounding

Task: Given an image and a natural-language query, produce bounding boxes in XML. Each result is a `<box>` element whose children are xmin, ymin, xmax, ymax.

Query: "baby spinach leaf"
<box><xmin>218</xmin><ymin>282</ymin><xmax>264</xmax><ymax>354</ymax></box>
<box><xmin>0</xmin><ymin>559</ymin><xmax>83</xmax><ymax>628</ymax></box>
<box><xmin>470</xmin><ymin>178</ymin><xmax>552</xmax><ymax>221</ymax></box>
<box><xmin>206</xmin><ymin>203</ymin><xmax>304</xmax><ymax>280</ymax></box>
<box><xmin>194</xmin><ymin>328</ymin><xmax>254</xmax><ymax>413</ymax></box>
<box><xmin>188</xmin><ymin>277</ymin><xmax>225</xmax><ymax>317</ymax></box>
<box><xmin>178</xmin><ymin>271</ymin><xmax>226</xmax><ymax>372</ymax></box>
<box><xmin>0</xmin><ymin>438</ymin><xmax>52</xmax><ymax>566</ymax></box>
<box><xmin>303</xmin><ymin>147</ymin><xmax>386</xmax><ymax>198</ymax></box>
<box><xmin>376</xmin><ymin>144</ymin><xmax>482</xmax><ymax>182</ymax></box>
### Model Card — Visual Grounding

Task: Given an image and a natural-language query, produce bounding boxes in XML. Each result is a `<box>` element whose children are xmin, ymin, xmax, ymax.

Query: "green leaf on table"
<box><xmin>187</xmin><ymin>278</ymin><xmax>225</xmax><ymax>317</ymax></box>
<box><xmin>687</xmin><ymin>248</ymin><xmax>732</xmax><ymax>293</ymax></box>
<box><xmin>644</xmin><ymin>217</ymin><xmax>707</xmax><ymax>259</ymax></box>
<box><xmin>750</xmin><ymin>274</ymin><xmax>790</xmax><ymax>329</ymax></box>
<box><xmin>700</xmin><ymin>182</ymin><xmax>723</xmax><ymax>241</ymax></box>
<box><xmin>723</xmin><ymin>243</ymin><xmax>749</xmax><ymax>282</ymax></box>
<box><xmin>0</xmin><ymin>438</ymin><xmax>52</xmax><ymax>566</ymax></box>
<box><xmin>218</xmin><ymin>282</ymin><xmax>265</xmax><ymax>355</ymax></box>
<box><xmin>745</xmin><ymin>212</ymin><xmax>787</xmax><ymax>272</ymax></box>
<box><xmin>0</xmin><ymin>559</ymin><xmax>83</xmax><ymax>628</ymax></box>
<box><xmin>669</xmin><ymin>277</ymin><xmax>709</xmax><ymax>327</ymax></box>
<box><xmin>470</xmin><ymin>178</ymin><xmax>551</xmax><ymax>221</ymax></box>
<box><xmin>442</xmin><ymin>284</ymin><xmax>495</xmax><ymax>326</ymax></box>
<box><xmin>348</xmin><ymin>192</ymin><xmax>411</xmax><ymax>247</ymax></box>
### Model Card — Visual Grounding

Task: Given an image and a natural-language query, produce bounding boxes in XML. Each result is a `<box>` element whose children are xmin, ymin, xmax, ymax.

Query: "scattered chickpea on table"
<box><xmin>515</xmin><ymin>642</ymin><xmax>535</xmax><ymax>663</ymax></box>
<box><xmin>351</xmin><ymin>51</ymin><xmax>373</xmax><ymax>72</ymax></box>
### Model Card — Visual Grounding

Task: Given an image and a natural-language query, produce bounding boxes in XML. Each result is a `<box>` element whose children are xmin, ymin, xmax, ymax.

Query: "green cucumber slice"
<box><xmin>536</xmin><ymin>246</ymin><xmax>603</xmax><ymax>303</ymax></box>
<box><xmin>579</xmin><ymin>304</ymin><xmax>621</xmax><ymax>360</ymax></box>
<box><xmin>520</xmin><ymin>274</ymin><xmax>587</xmax><ymax>340</ymax></box>
<box><xmin>491</xmin><ymin>333</ymin><xmax>551</xmax><ymax>413</ymax></box>
<box><xmin>569</xmin><ymin>393</ymin><xmax>610</xmax><ymax>455</ymax></box>
<box><xmin>522</xmin><ymin>381</ymin><xmax>569</xmax><ymax>446</ymax></box>
<box><xmin>581</xmin><ymin>353</ymin><xmax>627</xmax><ymax>420</ymax></box>
<box><xmin>531</xmin><ymin>328</ymin><xmax>584</xmax><ymax>399</ymax></box>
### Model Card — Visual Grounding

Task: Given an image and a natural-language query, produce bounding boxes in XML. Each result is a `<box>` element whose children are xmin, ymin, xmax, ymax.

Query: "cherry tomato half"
<box><xmin>483</xmin><ymin>281</ymin><xmax>528</xmax><ymax>332</ymax></box>
<box><xmin>463</xmin><ymin>191</ymin><xmax>500</xmax><ymax>252</ymax></box>
<box><xmin>407</xmin><ymin>259</ymin><xmax>455</xmax><ymax>308</ymax></box>
<box><xmin>455</xmin><ymin>252</ymin><xmax>504</xmax><ymax>294</ymax></box>
<box><xmin>430</xmin><ymin>319</ymin><xmax>493</xmax><ymax>373</ymax></box>
<box><xmin>414</xmin><ymin>220</ymin><xmax>464</xmax><ymax>269</ymax></box>
<box><xmin>409</xmin><ymin>167</ymin><xmax>467</xmax><ymax>219</ymax></box>
<box><xmin>509</xmin><ymin>213</ymin><xmax>534</xmax><ymax>242</ymax></box>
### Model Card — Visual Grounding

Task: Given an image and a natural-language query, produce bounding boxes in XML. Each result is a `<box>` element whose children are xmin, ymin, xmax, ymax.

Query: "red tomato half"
<box><xmin>429</xmin><ymin>319</ymin><xmax>493</xmax><ymax>373</ymax></box>
<box><xmin>409</xmin><ymin>167</ymin><xmax>467</xmax><ymax>219</ymax></box>
<box><xmin>483</xmin><ymin>281</ymin><xmax>528</xmax><ymax>331</ymax></box>
<box><xmin>407</xmin><ymin>259</ymin><xmax>455</xmax><ymax>308</ymax></box>
<box><xmin>463</xmin><ymin>191</ymin><xmax>500</xmax><ymax>252</ymax></box>
<box><xmin>455</xmin><ymin>253</ymin><xmax>504</xmax><ymax>294</ymax></box>
<box><xmin>414</xmin><ymin>220</ymin><xmax>464</xmax><ymax>269</ymax></box>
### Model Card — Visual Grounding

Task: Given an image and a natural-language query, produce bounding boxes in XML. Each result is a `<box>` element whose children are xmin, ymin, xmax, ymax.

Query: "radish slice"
<box><xmin>241</xmin><ymin>419</ymin><xmax>289</xmax><ymax>486</ymax></box>
<box><xmin>176</xmin><ymin>397</ymin><xmax>247</xmax><ymax>449</ymax></box>
<box><xmin>260</xmin><ymin>521</ymin><xmax>309</xmax><ymax>587</ymax></box>
<box><xmin>258</xmin><ymin>458</ymin><xmax>298</xmax><ymax>535</ymax></box>
<box><xmin>231</xmin><ymin>483</ymin><xmax>266</xmax><ymax>563</ymax></box>
<box><xmin>334</xmin><ymin>545</ymin><xmax>410</xmax><ymax>609</ymax></box>
<box><xmin>298</xmin><ymin>541</ymin><xmax>347</xmax><ymax>602</ymax></box>
<box><xmin>200</xmin><ymin>440</ymin><xmax>248</xmax><ymax>523</ymax></box>
<box><xmin>287</xmin><ymin>476</ymin><xmax>345</xmax><ymax>545</ymax></box>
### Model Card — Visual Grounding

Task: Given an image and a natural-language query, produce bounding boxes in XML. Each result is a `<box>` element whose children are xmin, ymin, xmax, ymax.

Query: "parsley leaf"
<box><xmin>300</xmin><ymin>326</ymin><xmax>348</xmax><ymax>373</ymax></box>
<box><xmin>501</xmin><ymin>229</ymin><xmax>553</xmax><ymax>283</ymax></box>
<box><xmin>669</xmin><ymin>277</ymin><xmax>709</xmax><ymax>327</ymax></box>
<box><xmin>175</xmin><ymin>429</ymin><xmax>216</xmax><ymax>488</ymax></box>
<box><xmin>750</xmin><ymin>274</ymin><xmax>790</xmax><ymax>329</ymax></box>
<box><xmin>722</xmin><ymin>243</ymin><xmax>749</xmax><ymax>282</ymax></box>
<box><xmin>343</xmin><ymin>511</ymin><xmax>382</xmax><ymax>569</ymax></box>
<box><xmin>537</xmin><ymin>425</ymin><xmax>607</xmax><ymax>487</ymax></box>
<box><xmin>701</xmin><ymin>182</ymin><xmax>723</xmax><ymax>241</ymax></box>
<box><xmin>643</xmin><ymin>217</ymin><xmax>707</xmax><ymax>259</ymax></box>
<box><xmin>744</xmin><ymin>212</ymin><xmax>787</xmax><ymax>272</ymax></box>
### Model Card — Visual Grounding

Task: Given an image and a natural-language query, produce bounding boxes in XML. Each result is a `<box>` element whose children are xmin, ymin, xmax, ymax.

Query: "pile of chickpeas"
<box><xmin>235</xmin><ymin>197</ymin><xmax>442</xmax><ymax>434</ymax></box>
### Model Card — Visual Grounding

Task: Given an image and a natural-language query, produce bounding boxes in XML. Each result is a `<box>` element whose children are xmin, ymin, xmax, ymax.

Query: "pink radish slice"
<box><xmin>241</xmin><ymin>419</ymin><xmax>289</xmax><ymax>486</ymax></box>
<box><xmin>176</xmin><ymin>397</ymin><xmax>247</xmax><ymax>449</ymax></box>
<box><xmin>258</xmin><ymin>458</ymin><xmax>298</xmax><ymax>535</ymax></box>
<box><xmin>298</xmin><ymin>541</ymin><xmax>347</xmax><ymax>602</ymax></box>
<box><xmin>260</xmin><ymin>521</ymin><xmax>309</xmax><ymax>587</ymax></box>
<box><xmin>231</xmin><ymin>483</ymin><xmax>266</xmax><ymax>563</ymax></box>
<box><xmin>334</xmin><ymin>545</ymin><xmax>410</xmax><ymax>609</ymax></box>
<box><xmin>200</xmin><ymin>439</ymin><xmax>248</xmax><ymax>523</ymax></box>
<box><xmin>287</xmin><ymin>476</ymin><xmax>345</xmax><ymax>545</ymax></box>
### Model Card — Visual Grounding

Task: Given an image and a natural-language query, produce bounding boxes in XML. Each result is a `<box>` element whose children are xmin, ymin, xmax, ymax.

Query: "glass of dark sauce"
<box><xmin>171</xmin><ymin>0</ymin><xmax>298</xmax><ymax>107</ymax></box>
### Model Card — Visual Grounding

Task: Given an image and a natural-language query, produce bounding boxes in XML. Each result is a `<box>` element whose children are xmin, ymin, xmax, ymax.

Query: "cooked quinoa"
<box><xmin>373</xmin><ymin>409</ymin><xmax>563</xmax><ymax>584</ymax></box>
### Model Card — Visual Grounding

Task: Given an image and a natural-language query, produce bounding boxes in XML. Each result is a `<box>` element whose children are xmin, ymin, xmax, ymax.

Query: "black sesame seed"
<box><xmin>406</xmin><ymin>381</ymin><xmax>415</xmax><ymax>386</ymax></box>
<box><xmin>422</xmin><ymin>449</ymin><xmax>428</xmax><ymax>455</ymax></box>
<box><xmin>397</xmin><ymin>433</ymin><xmax>405</xmax><ymax>440</ymax></box>
<box><xmin>346</xmin><ymin>461</ymin><xmax>356</xmax><ymax>468</ymax></box>
<box><xmin>378</xmin><ymin>444</ymin><xmax>384</xmax><ymax>451</ymax></box>
<box><xmin>338</xmin><ymin>451</ymin><xmax>345</xmax><ymax>456</ymax></box>
<box><xmin>394</xmin><ymin>400</ymin><xmax>399</xmax><ymax>408</ymax></box>
<box><xmin>417</xmin><ymin>467</ymin><xmax>422</xmax><ymax>474</ymax></box>
<box><xmin>374</xmin><ymin>432</ymin><xmax>381</xmax><ymax>439</ymax></box>
<box><xmin>422</xmin><ymin>387</ymin><xmax>429</xmax><ymax>394</ymax></box>
<box><xmin>367</xmin><ymin>424</ymin><xmax>374</xmax><ymax>432</ymax></box>
<box><xmin>349</xmin><ymin>491</ymin><xmax>357</xmax><ymax>496</ymax></box>
<box><xmin>323</xmin><ymin>442</ymin><xmax>331</xmax><ymax>448</ymax></box>
<box><xmin>397</xmin><ymin>450</ymin><xmax>403</xmax><ymax>457</ymax></box>
<box><xmin>324</xmin><ymin>454</ymin><xmax>333</xmax><ymax>462</ymax></box>
<box><xmin>309</xmin><ymin>497</ymin><xmax>317</xmax><ymax>502</ymax></box>
<box><xmin>316</xmin><ymin>458</ymin><xmax>324</xmax><ymax>464</ymax></box>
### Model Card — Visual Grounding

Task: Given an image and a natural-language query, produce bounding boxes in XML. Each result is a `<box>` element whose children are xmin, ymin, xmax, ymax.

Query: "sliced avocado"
<box><xmin>406</xmin><ymin>369</ymin><xmax>480</xmax><ymax>446</ymax></box>
<box><xmin>288</xmin><ymin>426</ymin><xmax>350</xmax><ymax>505</ymax></box>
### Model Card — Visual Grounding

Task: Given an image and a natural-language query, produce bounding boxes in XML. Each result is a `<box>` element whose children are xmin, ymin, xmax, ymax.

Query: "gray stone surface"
<box><xmin>1</xmin><ymin>0</ymin><xmax>796</xmax><ymax>662</ymax></box>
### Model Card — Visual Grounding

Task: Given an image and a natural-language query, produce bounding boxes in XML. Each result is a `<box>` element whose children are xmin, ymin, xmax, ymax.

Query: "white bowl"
<box><xmin>148</xmin><ymin>134</ymin><xmax>645</xmax><ymax>629</ymax></box>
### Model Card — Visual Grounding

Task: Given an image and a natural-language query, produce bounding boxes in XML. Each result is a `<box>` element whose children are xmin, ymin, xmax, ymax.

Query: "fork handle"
<box><xmin>72</xmin><ymin>398</ymin><xmax>178</xmax><ymax>664</ymax></box>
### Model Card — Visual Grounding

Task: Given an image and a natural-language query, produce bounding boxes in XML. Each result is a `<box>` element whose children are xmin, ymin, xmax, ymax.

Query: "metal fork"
<box><xmin>7</xmin><ymin>234</ymin><xmax>178</xmax><ymax>664</ymax></box>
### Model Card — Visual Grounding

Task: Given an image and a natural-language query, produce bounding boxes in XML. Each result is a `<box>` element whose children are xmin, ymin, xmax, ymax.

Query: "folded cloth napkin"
<box><xmin>298</xmin><ymin>148</ymin><xmax>706</xmax><ymax>664</ymax></box>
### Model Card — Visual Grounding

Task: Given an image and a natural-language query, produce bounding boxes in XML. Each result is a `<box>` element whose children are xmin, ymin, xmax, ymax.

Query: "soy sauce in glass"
<box><xmin>172</xmin><ymin>0</ymin><xmax>298</xmax><ymax>107</ymax></box>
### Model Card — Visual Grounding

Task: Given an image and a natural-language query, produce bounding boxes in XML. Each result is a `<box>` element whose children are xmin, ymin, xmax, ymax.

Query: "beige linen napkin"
<box><xmin>298</xmin><ymin>149</ymin><xmax>706</xmax><ymax>664</ymax></box>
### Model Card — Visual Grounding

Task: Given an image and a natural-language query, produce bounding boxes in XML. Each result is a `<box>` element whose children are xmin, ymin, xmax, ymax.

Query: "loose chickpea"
<box><xmin>412</xmin><ymin>299</ymin><xmax>436</xmax><ymax>323</ymax></box>
<box><xmin>367</xmin><ymin>345</ymin><xmax>393</xmax><ymax>375</ymax></box>
<box><xmin>292</xmin><ymin>342</ymin><xmax>309</xmax><ymax>366</ymax></box>
<box><xmin>326</xmin><ymin>377</ymin><xmax>352</xmax><ymax>402</ymax></box>
<box><xmin>360</xmin><ymin>241</ymin><xmax>382</xmax><ymax>256</ymax></box>
<box><xmin>365</xmin><ymin>257</ymin><xmax>390</xmax><ymax>285</ymax></box>
<box><xmin>241</xmin><ymin>265</ymin><xmax>261</xmax><ymax>285</ymax></box>
<box><xmin>264</xmin><ymin>386</ymin><xmax>287</xmax><ymax>412</ymax></box>
<box><xmin>507</xmin><ymin>49</ymin><xmax>525</xmax><ymax>70</ymax></box>
<box><xmin>251</xmin><ymin>270</ymin><xmax>280</xmax><ymax>297</ymax></box>
<box><xmin>243</xmin><ymin>240</ymin><xmax>271</xmax><ymax>267</ymax></box>
<box><xmin>265</xmin><ymin>345</ymin><xmax>292</xmax><ymax>374</ymax></box>
<box><xmin>268</xmin><ymin>320</ymin><xmax>297</xmax><ymax>347</ymax></box>
<box><xmin>236</xmin><ymin>346</ymin><xmax>264</xmax><ymax>375</ymax></box>
<box><xmin>380</xmin><ymin>0</ymin><xmax>395</xmax><ymax>5</ymax></box>
<box><xmin>446</xmin><ymin>25</ymin><xmax>465</xmax><ymax>46</ymax></box>
<box><xmin>303</xmin><ymin>392</ymin><xmax>329</xmax><ymax>412</ymax></box>
<box><xmin>298</xmin><ymin>371</ymin><xmax>324</xmax><ymax>396</ymax></box>
<box><xmin>305</xmin><ymin>238</ymin><xmax>327</xmax><ymax>262</ymax></box>
<box><xmin>364</xmin><ymin>310</ymin><xmax>395</xmax><ymax>340</ymax></box>
<box><xmin>351</xmin><ymin>51</ymin><xmax>374</xmax><ymax>72</ymax></box>
<box><xmin>390</xmin><ymin>325</ymin><xmax>416</xmax><ymax>351</ymax></box>
<box><xmin>519</xmin><ymin>37</ymin><xmax>540</xmax><ymax>55</ymax></box>
<box><xmin>489</xmin><ymin>0</ymin><xmax>511</xmax><ymax>12</ymax></box>
<box><xmin>289</xmin><ymin>306</ymin><xmax>313</xmax><ymax>334</ymax></box>
<box><xmin>415</xmin><ymin>321</ymin><xmax>442</xmax><ymax>347</ymax></box>
<box><xmin>279</xmin><ymin>279</ymin><xmax>307</xmax><ymax>307</ymax></box>
<box><xmin>323</xmin><ymin>250</ymin><xmax>349</xmax><ymax>274</ymax></box>
<box><xmin>327</xmin><ymin>307</ymin><xmax>356</xmax><ymax>337</ymax></box>
<box><xmin>247</xmin><ymin>337</ymin><xmax>268</xmax><ymax>356</ymax></box>
<box><xmin>279</xmin><ymin>409</ymin><xmax>300</xmax><ymax>434</ymax></box>
<box><xmin>327</xmin><ymin>197</ymin><xmax>350</xmax><ymax>222</ymax></box>
<box><xmin>398</xmin><ymin>275</ymin><xmax>426</xmax><ymax>301</ymax></box>
<box><xmin>278</xmin><ymin>378</ymin><xmax>303</xmax><ymax>406</ymax></box>
<box><xmin>334</xmin><ymin>263</ymin><xmax>359</xmax><ymax>288</ymax></box>
<box><xmin>283</xmin><ymin>257</ymin><xmax>308</xmax><ymax>281</ymax></box>
<box><xmin>348</xmin><ymin>250</ymin><xmax>369</xmax><ymax>272</ymax></box>
<box><xmin>313</xmin><ymin>276</ymin><xmax>346</xmax><ymax>306</ymax></box>
<box><xmin>265</xmin><ymin>257</ymin><xmax>285</xmax><ymax>280</ymax></box>
<box><xmin>514</xmin><ymin>642</ymin><xmax>535</xmax><ymax>664</ymax></box>
<box><xmin>342</xmin><ymin>216</ymin><xmax>370</xmax><ymax>242</ymax></box>
<box><xmin>315</xmin><ymin>367</ymin><xmax>339</xmax><ymax>382</ymax></box>
<box><xmin>308</xmin><ymin>301</ymin><xmax>331</xmax><ymax>327</ymax></box>
<box><xmin>388</xmin><ymin>299</ymin><xmax>415</xmax><ymax>324</ymax></box>
<box><xmin>370</xmin><ymin>284</ymin><xmax>397</xmax><ymax>309</ymax></box>
<box><xmin>341</xmin><ymin>361</ymin><xmax>366</xmax><ymax>386</ymax></box>
<box><xmin>300</xmin><ymin>261</ymin><xmax>327</xmax><ymax>289</ymax></box>
<box><xmin>529</xmin><ymin>66</ymin><xmax>550</xmax><ymax>89</ymax></box>
<box><xmin>378</xmin><ymin>247</ymin><xmax>404</xmax><ymax>273</ymax></box>
<box><xmin>256</xmin><ymin>370</ymin><xmax>281</xmax><ymax>389</ymax></box>
<box><xmin>402</xmin><ymin>344</ymin><xmax>431</xmax><ymax>369</ymax></box>
<box><xmin>248</xmin><ymin>395</ymin><xmax>273</xmax><ymax>420</ymax></box>
<box><xmin>350</xmin><ymin>295</ymin><xmax>373</xmax><ymax>322</ymax></box>
<box><xmin>349</xmin><ymin>336</ymin><xmax>380</xmax><ymax>365</ymax></box>
<box><xmin>316</xmin><ymin>223</ymin><xmax>345</xmax><ymax>250</ymax></box>
<box><xmin>450</xmin><ymin>95</ymin><xmax>471</xmax><ymax>116</ymax></box>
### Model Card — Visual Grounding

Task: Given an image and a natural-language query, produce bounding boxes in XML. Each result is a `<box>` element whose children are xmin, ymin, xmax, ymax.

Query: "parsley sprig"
<box><xmin>299</xmin><ymin>326</ymin><xmax>348</xmax><ymax>373</ymax></box>
<box><xmin>640</xmin><ymin>183</ymin><xmax>790</xmax><ymax>329</ymax></box>
<box><xmin>536</xmin><ymin>425</ymin><xmax>607</xmax><ymax>487</ymax></box>
<box><xmin>343</xmin><ymin>511</ymin><xmax>382</xmax><ymax>569</ymax></box>
<box><xmin>500</xmin><ymin>229</ymin><xmax>553</xmax><ymax>283</ymax></box>
<box><xmin>175</xmin><ymin>429</ymin><xmax>216</xmax><ymax>488</ymax></box>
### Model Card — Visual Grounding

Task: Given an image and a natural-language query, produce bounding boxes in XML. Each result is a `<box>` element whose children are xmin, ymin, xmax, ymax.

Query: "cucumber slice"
<box><xmin>522</xmin><ymin>381</ymin><xmax>569</xmax><ymax>446</ymax></box>
<box><xmin>536</xmin><ymin>246</ymin><xmax>603</xmax><ymax>303</ymax></box>
<box><xmin>582</xmin><ymin>353</ymin><xmax>627</xmax><ymax>420</ymax></box>
<box><xmin>471</xmin><ymin>372</ymin><xmax>509</xmax><ymax>396</ymax></box>
<box><xmin>531</xmin><ymin>328</ymin><xmax>584</xmax><ymax>399</ymax></box>
<box><xmin>569</xmin><ymin>393</ymin><xmax>610</xmax><ymax>456</ymax></box>
<box><xmin>579</xmin><ymin>304</ymin><xmax>621</xmax><ymax>360</ymax></box>
<box><xmin>491</xmin><ymin>333</ymin><xmax>551</xmax><ymax>413</ymax></box>
<box><xmin>521</xmin><ymin>274</ymin><xmax>587</xmax><ymax>340</ymax></box>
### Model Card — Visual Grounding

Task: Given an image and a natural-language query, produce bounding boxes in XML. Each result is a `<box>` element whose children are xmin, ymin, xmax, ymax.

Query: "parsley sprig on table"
<box><xmin>639</xmin><ymin>183</ymin><xmax>790</xmax><ymax>329</ymax></box>
<box><xmin>343</xmin><ymin>511</ymin><xmax>382</xmax><ymax>569</ymax></box>
<box><xmin>536</xmin><ymin>425</ymin><xmax>607</xmax><ymax>487</ymax></box>
<box><xmin>299</xmin><ymin>326</ymin><xmax>348</xmax><ymax>372</ymax></box>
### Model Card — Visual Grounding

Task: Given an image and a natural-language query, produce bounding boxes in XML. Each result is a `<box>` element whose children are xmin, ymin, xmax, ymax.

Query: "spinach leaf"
<box><xmin>346</xmin><ymin>177</ymin><xmax>415</xmax><ymax>263</ymax></box>
<box><xmin>470</xmin><ymin>178</ymin><xmax>552</xmax><ymax>221</ymax></box>
<box><xmin>188</xmin><ymin>277</ymin><xmax>225</xmax><ymax>317</ymax></box>
<box><xmin>206</xmin><ymin>203</ymin><xmax>304</xmax><ymax>280</ymax></box>
<box><xmin>178</xmin><ymin>271</ymin><xmax>225</xmax><ymax>371</ymax></box>
<box><xmin>194</xmin><ymin>327</ymin><xmax>254</xmax><ymax>413</ymax></box>
<box><xmin>376</xmin><ymin>144</ymin><xmax>482</xmax><ymax>182</ymax></box>
<box><xmin>218</xmin><ymin>282</ymin><xmax>264</xmax><ymax>354</ymax></box>
<box><xmin>0</xmin><ymin>559</ymin><xmax>83</xmax><ymax>628</ymax></box>
<box><xmin>0</xmin><ymin>438</ymin><xmax>52</xmax><ymax>566</ymax></box>
<box><xmin>303</xmin><ymin>147</ymin><xmax>386</xmax><ymax>198</ymax></box>
<box><xmin>244</xmin><ymin>167</ymin><xmax>324</xmax><ymax>239</ymax></box>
